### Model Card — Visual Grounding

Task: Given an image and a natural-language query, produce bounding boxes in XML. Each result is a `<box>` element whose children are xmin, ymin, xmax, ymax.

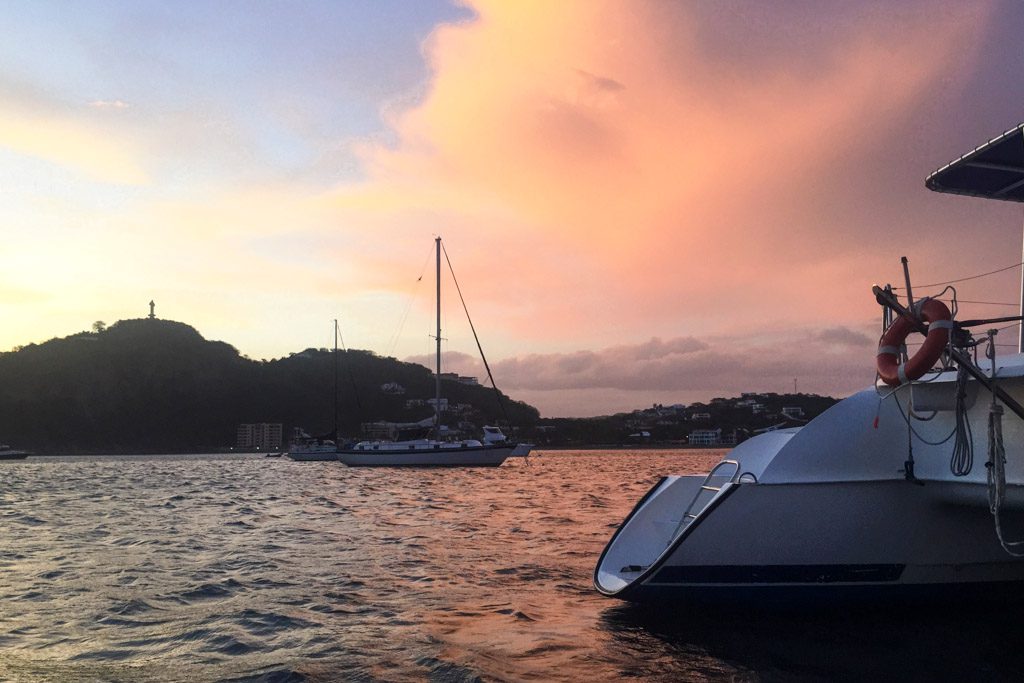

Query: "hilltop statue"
<box><xmin>148</xmin><ymin>301</ymin><xmax>156</xmax><ymax>319</ymax></box>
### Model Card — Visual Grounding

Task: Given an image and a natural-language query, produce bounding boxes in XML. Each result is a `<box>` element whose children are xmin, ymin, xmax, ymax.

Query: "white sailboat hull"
<box><xmin>337</xmin><ymin>444</ymin><xmax>515</xmax><ymax>467</ymax></box>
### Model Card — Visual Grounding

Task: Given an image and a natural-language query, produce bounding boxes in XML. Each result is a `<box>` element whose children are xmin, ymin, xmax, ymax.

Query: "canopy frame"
<box><xmin>925</xmin><ymin>124</ymin><xmax>1024</xmax><ymax>202</ymax></box>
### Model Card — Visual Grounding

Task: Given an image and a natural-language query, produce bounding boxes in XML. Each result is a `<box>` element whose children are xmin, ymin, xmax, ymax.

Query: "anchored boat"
<box><xmin>286</xmin><ymin>320</ymin><xmax>345</xmax><ymax>462</ymax></box>
<box><xmin>0</xmin><ymin>444</ymin><xmax>30</xmax><ymax>460</ymax></box>
<box><xmin>336</xmin><ymin>237</ymin><xmax>531</xmax><ymax>467</ymax></box>
<box><xmin>595</xmin><ymin>123</ymin><xmax>1024</xmax><ymax>605</ymax></box>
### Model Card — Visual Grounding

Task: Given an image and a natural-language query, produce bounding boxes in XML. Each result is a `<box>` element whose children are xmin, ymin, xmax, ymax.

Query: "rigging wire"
<box><xmin>335</xmin><ymin>319</ymin><xmax>364</xmax><ymax>418</ymax></box>
<box><xmin>892</xmin><ymin>260</ymin><xmax>1024</xmax><ymax>289</ymax></box>
<box><xmin>385</xmin><ymin>242</ymin><xmax>435</xmax><ymax>358</ymax></box>
<box><xmin>440</xmin><ymin>241</ymin><xmax>512</xmax><ymax>429</ymax></box>
<box><xmin>887</xmin><ymin>384</ymin><xmax>959</xmax><ymax>448</ymax></box>
<box><xmin>957</xmin><ymin>300</ymin><xmax>1019</xmax><ymax>306</ymax></box>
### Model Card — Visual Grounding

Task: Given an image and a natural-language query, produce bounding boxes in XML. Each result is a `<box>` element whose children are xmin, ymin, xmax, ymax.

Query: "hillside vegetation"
<box><xmin>0</xmin><ymin>319</ymin><xmax>539</xmax><ymax>454</ymax></box>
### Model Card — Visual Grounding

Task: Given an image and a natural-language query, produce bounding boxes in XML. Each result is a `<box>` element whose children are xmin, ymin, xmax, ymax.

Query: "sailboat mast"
<box><xmin>1019</xmin><ymin>211</ymin><xmax>1023</xmax><ymax>353</ymax></box>
<box><xmin>333</xmin><ymin>319</ymin><xmax>339</xmax><ymax>441</ymax></box>
<box><xmin>435</xmin><ymin>236</ymin><xmax>442</xmax><ymax>435</ymax></box>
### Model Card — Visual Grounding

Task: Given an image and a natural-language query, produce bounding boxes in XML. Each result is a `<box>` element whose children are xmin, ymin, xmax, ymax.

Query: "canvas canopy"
<box><xmin>926</xmin><ymin>123</ymin><xmax>1024</xmax><ymax>202</ymax></box>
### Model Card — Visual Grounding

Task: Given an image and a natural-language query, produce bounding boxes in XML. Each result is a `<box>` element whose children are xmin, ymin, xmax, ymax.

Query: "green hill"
<box><xmin>0</xmin><ymin>318</ymin><xmax>539</xmax><ymax>454</ymax></box>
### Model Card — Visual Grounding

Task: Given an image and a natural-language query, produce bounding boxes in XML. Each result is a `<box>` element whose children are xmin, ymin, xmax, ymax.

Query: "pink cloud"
<box><xmin>408</xmin><ymin>325</ymin><xmax>881</xmax><ymax>415</ymax></box>
<box><xmin>345</xmin><ymin>1</ymin><xmax>1003</xmax><ymax>414</ymax></box>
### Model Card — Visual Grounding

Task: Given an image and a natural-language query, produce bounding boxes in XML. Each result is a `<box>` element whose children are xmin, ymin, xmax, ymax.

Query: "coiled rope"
<box><xmin>984</xmin><ymin>334</ymin><xmax>1024</xmax><ymax>555</ymax></box>
<box><xmin>949</xmin><ymin>365</ymin><xmax>974</xmax><ymax>476</ymax></box>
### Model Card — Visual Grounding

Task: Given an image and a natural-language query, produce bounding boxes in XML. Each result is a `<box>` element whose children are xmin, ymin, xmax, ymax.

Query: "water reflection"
<box><xmin>601</xmin><ymin>600</ymin><xmax>1024</xmax><ymax>681</ymax></box>
<box><xmin>23</xmin><ymin>449</ymin><xmax>971</xmax><ymax>682</ymax></box>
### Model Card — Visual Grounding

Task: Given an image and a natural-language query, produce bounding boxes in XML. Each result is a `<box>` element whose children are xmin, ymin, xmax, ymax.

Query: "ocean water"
<box><xmin>3</xmin><ymin>449</ymin><xmax>1024</xmax><ymax>682</ymax></box>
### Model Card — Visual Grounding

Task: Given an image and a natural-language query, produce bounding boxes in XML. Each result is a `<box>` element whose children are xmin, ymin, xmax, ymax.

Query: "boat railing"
<box><xmin>668</xmin><ymin>459</ymin><xmax>739</xmax><ymax>545</ymax></box>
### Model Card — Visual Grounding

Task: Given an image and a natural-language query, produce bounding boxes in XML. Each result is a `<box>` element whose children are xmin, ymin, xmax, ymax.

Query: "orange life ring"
<box><xmin>876</xmin><ymin>298</ymin><xmax>953</xmax><ymax>386</ymax></box>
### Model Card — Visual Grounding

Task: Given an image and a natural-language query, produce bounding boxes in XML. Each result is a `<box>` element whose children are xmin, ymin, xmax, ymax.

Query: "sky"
<box><xmin>2</xmin><ymin>1</ymin><xmax>1024</xmax><ymax>417</ymax></box>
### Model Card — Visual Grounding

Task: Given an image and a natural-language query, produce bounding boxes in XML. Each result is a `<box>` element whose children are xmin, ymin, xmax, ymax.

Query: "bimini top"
<box><xmin>926</xmin><ymin>123</ymin><xmax>1024</xmax><ymax>202</ymax></box>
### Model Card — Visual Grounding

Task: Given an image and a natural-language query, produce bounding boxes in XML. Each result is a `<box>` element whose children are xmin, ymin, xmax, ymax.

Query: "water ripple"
<box><xmin>8</xmin><ymin>450</ymin><xmax>1024</xmax><ymax>681</ymax></box>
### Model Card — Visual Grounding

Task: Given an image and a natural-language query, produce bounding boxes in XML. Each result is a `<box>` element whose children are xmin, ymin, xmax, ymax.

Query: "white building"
<box><xmin>689</xmin><ymin>428</ymin><xmax>722</xmax><ymax>446</ymax></box>
<box><xmin>426</xmin><ymin>397</ymin><xmax>449</xmax><ymax>411</ymax></box>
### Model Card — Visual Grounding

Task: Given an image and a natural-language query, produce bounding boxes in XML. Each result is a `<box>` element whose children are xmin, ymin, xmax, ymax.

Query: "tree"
<box><xmin>92</xmin><ymin>321</ymin><xmax>107</xmax><ymax>333</ymax></box>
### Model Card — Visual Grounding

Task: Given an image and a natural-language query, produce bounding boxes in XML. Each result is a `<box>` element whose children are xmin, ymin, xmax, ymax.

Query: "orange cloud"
<box><xmin>342</xmin><ymin>1</ymin><xmax>993</xmax><ymax>361</ymax></box>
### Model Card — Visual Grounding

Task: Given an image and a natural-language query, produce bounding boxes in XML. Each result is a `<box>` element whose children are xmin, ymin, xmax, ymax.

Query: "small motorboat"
<box><xmin>595</xmin><ymin>122</ymin><xmax>1024</xmax><ymax>606</ymax></box>
<box><xmin>0</xmin><ymin>444</ymin><xmax>30</xmax><ymax>460</ymax></box>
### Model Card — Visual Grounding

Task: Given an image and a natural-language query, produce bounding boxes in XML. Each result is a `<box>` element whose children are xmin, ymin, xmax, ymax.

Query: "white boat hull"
<box><xmin>0</xmin><ymin>450</ymin><xmax>29</xmax><ymax>460</ymax></box>
<box><xmin>596</xmin><ymin>369</ymin><xmax>1024</xmax><ymax>605</ymax></box>
<box><xmin>596</xmin><ymin>475</ymin><xmax>1024</xmax><ymax>604</ymax></box>
<box><xmin>337</xmin><ymin>444</ymin><xmax>515</xmax><ymax>467</ymax></box>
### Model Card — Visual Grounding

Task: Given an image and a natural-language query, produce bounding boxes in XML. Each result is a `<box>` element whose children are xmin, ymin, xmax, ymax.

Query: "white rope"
<box><xmin>985</xmin><ymin>331</ymin><xmax>1024</xmax><ymax>555</ymax></box>
<box><xmin>986</xmin><ymin>403</ymin><xmax>1024</xmax><ymax>555</ymax></box>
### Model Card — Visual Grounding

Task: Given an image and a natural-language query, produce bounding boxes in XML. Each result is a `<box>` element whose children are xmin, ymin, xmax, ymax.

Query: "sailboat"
<box><xmin>286</xmin><ymin>320</ymin><xmax>343</xmax><ymax>461</ymax></box>
<box><xmin>336</xmin><ymin>237</ymin><xmax>532</xmax><ymax>467</ymax></box>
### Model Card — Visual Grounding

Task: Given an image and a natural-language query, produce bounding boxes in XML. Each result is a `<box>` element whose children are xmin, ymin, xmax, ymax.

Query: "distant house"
<box><xmin>426</xmin><ymin>397</ymin><xmax>449</xmax><ymax>411</ymax></box>
<box><xmin>381</xmin><ymin>382</ymin><xmax>406</xmax><ymax>395</ymax></box>
<box><xmin>689</xmin><ymin>428</ymin><xmax>722</xmax><ymax>446</ymax></box>
<box><xmin>751</xmin><ymin>403</ymin><xmax>767</xmax><ymax>415</ymax></box>
<box><xmin>437</xmin><ymin>373</ymin><xmax>480</xmax><ymax>386</ymax></box>
<box><xmin>691</xmin><ymin>412</ymin><xmax>711</xmax><ymax>422</ymax></box>
<box><xmin>782</xmin><ymin>406</ymin><xmax>805</xmax><ymax>418</ymax></box>
<box><xmin>451</xmin><ymin>403</ymin><xmax>474</xmax><ymax>415</ymax></box>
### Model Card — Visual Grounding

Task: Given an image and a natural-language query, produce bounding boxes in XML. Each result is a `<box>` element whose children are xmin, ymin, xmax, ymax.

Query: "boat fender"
<box><xmin>876</xmin><ymin>298</ymin><xmax>953</xmax><ymax>387</ymax></box>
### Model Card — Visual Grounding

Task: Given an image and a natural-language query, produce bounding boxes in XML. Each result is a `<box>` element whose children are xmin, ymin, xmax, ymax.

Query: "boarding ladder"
<box><xmin>668</xmin><ymin>459</ymin><xmax>739</xmax><ymax>545</ymax></box>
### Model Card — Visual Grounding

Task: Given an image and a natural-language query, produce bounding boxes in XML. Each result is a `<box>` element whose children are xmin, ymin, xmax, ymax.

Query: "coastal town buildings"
<box><xmin>236</xmin><ymin>423</ymin><xmax>283</xmax><ymax>451</ymax></box>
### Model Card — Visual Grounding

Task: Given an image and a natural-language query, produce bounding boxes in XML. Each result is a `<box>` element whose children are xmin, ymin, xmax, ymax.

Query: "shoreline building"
<box><xmin>689</xmin><ymin>428</ymin><xmax>722</xmax><ymax>446</ymax></box>
<box><xmin>236</xmin><ymin>423</ymin><xmax>283</xmax><ymax>451</ymax></box>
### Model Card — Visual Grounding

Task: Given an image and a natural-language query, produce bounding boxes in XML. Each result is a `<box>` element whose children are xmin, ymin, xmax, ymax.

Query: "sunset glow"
<box><xmin>2</xmin><ymin>1</ymin><xmax>1023</xmax><ymax>415</ymax></box>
